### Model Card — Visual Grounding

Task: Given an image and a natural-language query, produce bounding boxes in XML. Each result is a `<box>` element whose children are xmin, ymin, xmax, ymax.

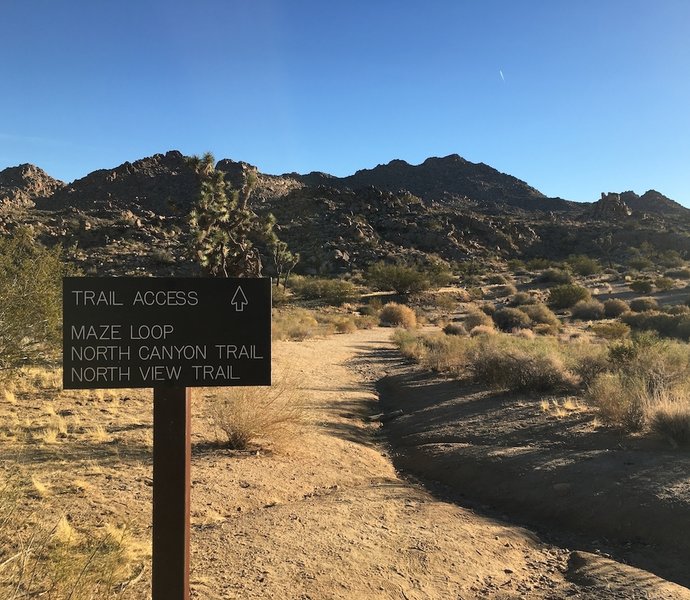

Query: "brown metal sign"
<box><xmin>63</xmin><ymin>277</ymin><xmax>271</xmax><ymax>389</ymax></box>
<box><xmin>62</xmin><ymin>277</ymin><xmax>272</xmax><ymax>600</ymax></box>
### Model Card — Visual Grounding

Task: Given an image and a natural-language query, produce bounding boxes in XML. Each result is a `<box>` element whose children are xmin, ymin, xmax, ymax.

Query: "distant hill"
<box><xmin>1</xmin><ymin>150</ymin><xmax>688</xmax><ymax>277</ymax></box>
<box><xmin>290</xmin><ymin>154</ymin><xmax>577</xmax><ymax>212</ymax></box>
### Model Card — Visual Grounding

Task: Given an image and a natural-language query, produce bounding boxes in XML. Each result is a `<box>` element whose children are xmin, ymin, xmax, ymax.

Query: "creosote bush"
<box><xmin>290</xmin><ymin>277</ymin><xmax>358</xmax><ymax>305</ymax></box>
<box><xmin>548</xmin><ymin>284</ymin><xmax>591</xmax><ymax>309</ymax></box>
<box><xmin>379</xmin><ymin>302</ymin><xmax>417</xmax><ymax>329</ymax></box>
<box><xmin>518</xmin><ymin>303</ymin><xmax>560</xmax><ymax>333</ymax></box>
<box><xmin>629</xmin><ymin>279</ymin><xmax>654</xmax><ymax>294</ymax></box>
<box><xmin>566</xmin><ymin>254</ymin><xmax>601</xmax><ymax>276</ymax></box>
<box><xmin>537</xmin><ymin>268</ymin><xmax>572</xmax><ymax>284</ymax></box>
<box><xmin>492</xmin><ymin>307</ymin><xmax>531</xmax><ymax>331</ymax></box>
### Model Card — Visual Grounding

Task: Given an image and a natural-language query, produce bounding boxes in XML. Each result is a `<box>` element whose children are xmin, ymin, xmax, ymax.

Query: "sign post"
<box><xmin>63</xmin><ymin>277</ymin><xmax>271</xmax><ymax>599</ymax></box>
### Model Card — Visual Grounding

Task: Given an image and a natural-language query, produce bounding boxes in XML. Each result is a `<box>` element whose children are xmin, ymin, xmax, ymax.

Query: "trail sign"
<box><xmin>63</xmin><ymin>277</ymin><xmax>271</xmax><ymax>389</ymax></box>
<box><xmin>62</xmin><ymin>276</ymin><xmax>272</xmax><ymax>600</ymax></box>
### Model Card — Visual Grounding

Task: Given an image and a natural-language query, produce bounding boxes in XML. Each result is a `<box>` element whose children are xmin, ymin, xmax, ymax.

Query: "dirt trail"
<box><xmin>189</xmin><ymin>327</ymin><xmax>689</xmax><ymax>599</ymax></box>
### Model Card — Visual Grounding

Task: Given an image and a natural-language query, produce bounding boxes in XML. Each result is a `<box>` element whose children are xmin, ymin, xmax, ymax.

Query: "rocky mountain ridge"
<box><xmin>0</xmin><ymin>151</ymin><xmax>688</xmax><ymax>277</ymax></box>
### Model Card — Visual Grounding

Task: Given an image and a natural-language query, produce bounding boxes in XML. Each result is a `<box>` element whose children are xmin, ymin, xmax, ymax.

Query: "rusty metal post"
<box><xmin>153</xmin><ymin>386</ymin><xmax>191</xmax><ymax>600</ymax></box>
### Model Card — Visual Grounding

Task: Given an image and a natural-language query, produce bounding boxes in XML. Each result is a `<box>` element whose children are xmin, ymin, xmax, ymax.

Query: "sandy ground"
<box><xmin>2</xmin><ymin>327</ymin><xmax>689</xmax><ymax>599</ymax></box>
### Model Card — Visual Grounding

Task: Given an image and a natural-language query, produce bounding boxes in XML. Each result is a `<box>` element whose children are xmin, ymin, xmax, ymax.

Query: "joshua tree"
<box><xmin>188</xmin><ymin>153</ymin><xmax>271</xmax><ymax>277</ymax></box>
<box><xmin>271</xmin><ymin>239</ymin><xmax>299</xmax><ymax>288</ymax></box>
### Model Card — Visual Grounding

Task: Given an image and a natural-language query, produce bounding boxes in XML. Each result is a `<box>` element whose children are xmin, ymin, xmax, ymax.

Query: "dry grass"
<box><xmin>650</xmin><ymin>395</ymin><xmax>690</xmax><ymax>447</ymax></box>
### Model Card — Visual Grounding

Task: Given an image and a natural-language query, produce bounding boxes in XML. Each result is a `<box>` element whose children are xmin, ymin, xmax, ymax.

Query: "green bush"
<box><xmin>590</xmin><ymin>321</ymin><xmax>631</xmax><ymax>340</ymax></box>
<box><xmin>603</xmin><ymin>298</ymin><xmax>629</xmax><ymax>318</ymax></box>
<box><xmin>629</xmin><ymin>279</ymin><xmax>654</xmax><ymax>294</ymax></box>
<box><xmin>291</xmin><ymin>277</ymin><xmax>358</xmax><ymax>305</ymax></box>
<box><xmin>508</xmin><ymin>291</ymin><xmax>536</xmax><ymax>306</ymax></box>
<box><xmin>492</xmin><ymin>307</ymin><xmax>531</xmax><ymax>331</ymax></box>
<box><xmin>654</xmin><ymin>277</ymin><xmax>676</xmax><ymax>291</ymax></box>
<box><xmin>471</xmin><ymin>341</ymin><xmax>577</xmax><ymax>392</ymax></box>
<box><xmin>519</xmin><ymin>303</ymin><xmax>561</xmax><ymax>332</ymax></box>
<box><xmin>566</xmin><ymin>254</ymin><xmax>601</xmax><ymax>276</ymax></box>
<box><xmin>536</xmin><ymin>268</ymin><xmax>572</xmax><ymax>284</ymax></box>
<box><xmin>366</xmin><ymin>262</ymin><xmax>431</xmax><ymax>294</ymax></box>
<box><xmin>628</xmin><ymin>256</ymin><xmax>653</xmax><ymax>271</ymax></box>
<box><xmin>548</xmin><ymin>284</ymin><xmax>591</xmax><ymax>309</ymax></box>
<box><xmin>629</xmin><ymin>297</ymin><xmax>659</xmax><ymax>312</ymax></box>
<box><xmin>665</xmin><ymin>267</ymin><xmax>690</xmax><ymax>280</ymax></box>
<box><xmin>526</xmin><ymin>258</ymin><xmax>553</xmax><ymax>270</ymax></box>
<box><xmin>0</xmin><ymin>229</ymin><xmax>68</xmax><ymax>373</ymax></box>
<box><xmin>570</xmin><ymin>299</ymin><xmax>605</xmax><ymax>320</ymax></box>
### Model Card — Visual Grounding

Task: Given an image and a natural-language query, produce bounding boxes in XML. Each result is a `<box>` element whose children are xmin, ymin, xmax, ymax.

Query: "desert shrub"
<box><xmin>533</xmin><ymin>323</ymin><xmax>557</xmax><ymax>336</ymax></box>
<box><xmin>471</xmin><ymin>339</ymin><xmax>577</xmax><ymax>392</ymax></box>
<box><xmin>0</xmin><ymin>229</ymin><xmax>69</xmax><ymax>374</ymax></box>
<box><xmin>603</xmin><ymin>298</ymin><xmax>629</xmax><ymax>318</ymax></box>
<box><xmin>469</xmin><ymin>324</ymin><xmax>497</xmax><ymax>337</ymax></box>
<box><xmin>484</xmin><ymin>283</ymin><xmax>518</xmax><ymax>299</ymax></box>
<box><xmin>628</xmin><ymin>256</ymin><xmax>653</xmax><ymax>270</ymax></box>
<box><xmin>657</xmin><ymin>250</ymin><xmax>685</xmax><ymax>268</ymax></box>
<box><xmin>514</xmin><ymin>329</ymin><xmax>536</xmax><ymax>339</ymax></box>
<box><xmin>519</xmin><ymin>303</ymin><xmax>560</xmax><ymax>333</ymax></box>
<box><xmin>590</xmin><ymin>321</ymin><xmax>631</xmax><ymax>340</ymax></box>
<box><xmin>650</xmin><ymin>396</ymin><xmax>690</xmax><ymax>447</ymax></box>
<box><xmin>359</xmin><ymin>297</ymin><xmax>383</xmax><ymax>316</ymax></box>
<box><xmin>665</xmin><ymin>267</ymin><xmax>690</xmax><ymax>279</ymax></box>
<box><xmin>588</xmin><ymin>372</ymin><xmax>647</xmax><ymax>431</ymax></box>
<box><xmin>654</xmin><ymin>277</ymin><xmax>676</xmax><ymax>291</ymax></box>
<box><xmin>526</xmin><ymin>258</ymin><xmax>553</xmax><ymax>270</ymax></box>
<box><xmin>467</xmin><ymin>286</ymin><xmax>484</xmax><ymax>300</ymax></box>
<box><xmin>629</xmin><ymin>297</ymin><xmax>659</xmax><ymax>312</ymax></box>
<box><xmin>536</xmin><ymin>268</ymin><xmax>572</xmax><ymax>284</ymax></box>
<box><xmin>464</xmin><ymin>308</ymin><xmax>493</xmax><ymax>329</ymax></box>
<box><xmin>272</xmin><ymin>308</ymin><xmax>320</xmax><ymax>340</ymax></box>
<box><xmin>508</xmin><ymin>291</ymin><xmax>536</xmax><ymax>306</ymax></box>
<box><xmin>479</xmin><ymin>302</ymin><xmax>496</xmax><ymax>316</ymax></box>
<box><xmin>506</xmin><ymin>259</ymin><xmax>526</xmax><ymax>273</ymax></box>
<box><xmin>629</xmin><ymin>279</ymin><xmax>654</xmax><ymax>294</ymax></box>
<box><xmin>443</xmin><ymin>322</ymin><xmax>467</xmax><ymax>336</ymax></box>
<box><xmin>209</xmin><ymin>369</ymin><xmax>304</xmax><ymax>449</ymax></box>
<box><xmin>665</xmin><ymin>304</ymin><xmax>690</xmax><ymax>315</ymax></box>
<box><xmin>569</xmin><ymin>344</ymin><xmax>610</xmax><ymax>387</ymax></box>
<box><xmin>620</xmin><ymin>311</ymin><xmax>690</xmax><ymax>339</ymax></box>
<box><xmin>379</xmin><ymin>303</ymin><xmax>417</xmax><ymax>328</ymax></box>
<box><xmin>486</xmin><ymin>273</ymin><xmax>512</xmax><ymax>285</ymax></box>
<box><xmin>548</xmin><ymin>284</ymin><xmax>591</xmax><ymax>309</ymax></box>
<box><xmin>291</xmin><ymin>277</ymin><xmax>358</xmax><ymax>305</ymax></box>
<box><xmin>570</xmin><ymin>299</ymin><xmax>605</xmax><ymax>320</ymax></box>
<box><xmin>566</xmin><ymin>254</ymin><xmax>602</xmax><ymax>276</ymax></box>
<box><xmin>492</xmin><ymin>307</ymin><xmax>531</xmax><ymax>331</ymax></box>
<box><xmin>271</xmin><ymin>285</ymin><xmax>292</xmax><ymax>306</ymax></box>
<box><xmin>366</xmin><ymin>260</ymin><xmax>451</xmax><ymax>294</ymax></box>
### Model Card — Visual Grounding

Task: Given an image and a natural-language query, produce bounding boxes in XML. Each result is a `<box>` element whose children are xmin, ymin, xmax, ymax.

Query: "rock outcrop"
<box><xmin>0</xmin><ymin>164</ymin><xmax>64</xmax><ymax>209</ymax></box>
<box><xmin>587</xmin><ymin>192</ymin><xmax>632</xmax><ymax>220</ymax></box>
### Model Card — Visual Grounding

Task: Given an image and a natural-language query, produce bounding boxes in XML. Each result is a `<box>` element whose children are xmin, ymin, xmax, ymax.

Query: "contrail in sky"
<box><xmin>499</xmin><ymin>69</ymin><xmax>505</xmax><ymax>82</ymax></box>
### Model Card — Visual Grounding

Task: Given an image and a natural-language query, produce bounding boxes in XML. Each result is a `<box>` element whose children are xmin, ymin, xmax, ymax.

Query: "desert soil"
<box><xmin>3</xmin><ymin>327</ymin><xmax>689</xmax><ymax>599</ymax></box>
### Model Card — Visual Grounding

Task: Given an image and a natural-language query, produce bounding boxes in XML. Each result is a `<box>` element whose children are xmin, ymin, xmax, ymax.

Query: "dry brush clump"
<box><xmin>209</xmin><ymin>369</ymin><xmax>306</xmax><ymax>450</ymax></box>
<box><xmin>587</xmin><ymin>335</ymin><xmax>690</xmax><ymax>445</ymax></box>
<box><xmin>603</xmin><ymin>298</ymin><xmax>629</xmax><ymax>318</ymax></box>
<box><xmin>491</xmin><ymin>307</ymin><xmax>531</xmax><ymax>332</ymax></box>
<box><xmin>379</xmin><ymin>303</ymin><xmax>417</xmax><ymax>329</ymax></box>
<box><xmin>570</xmin><ymin>299</ymin><xmax>605</xmax><ymax>320</ymax></box>
<box><xmin>548</xmin><ymin>284</ymin><xmax>591</xmax><ymax>309</ymax></box>
<box><xmin>393</xmin><ymin>329</ymin><xmax>582</xmax><ymax>392</ymax></box>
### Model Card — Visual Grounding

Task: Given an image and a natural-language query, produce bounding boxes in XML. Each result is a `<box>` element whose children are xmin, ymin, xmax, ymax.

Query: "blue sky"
<box><xmin>2</xmin><ymin>1</ymin><xmax>689</xmax><ymax>205</ymax></box>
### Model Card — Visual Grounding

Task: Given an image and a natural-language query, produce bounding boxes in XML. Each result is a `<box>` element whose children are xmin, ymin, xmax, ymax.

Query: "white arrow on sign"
<box><xmin>231</xmin><ymin>286</ymin><xmax>249</xmax><ymax>311</ymax></box>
